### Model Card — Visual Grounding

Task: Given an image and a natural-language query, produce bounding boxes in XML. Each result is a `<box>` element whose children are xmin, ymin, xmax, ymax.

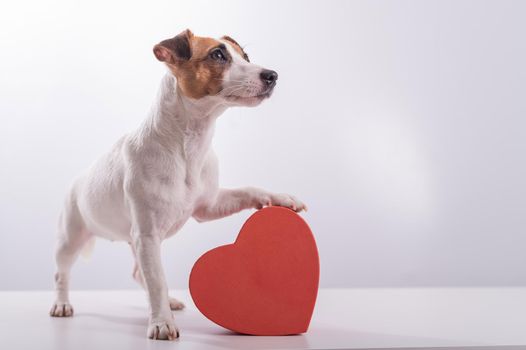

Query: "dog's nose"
<box><xmin>260</xmin><ymin>69</ymin><xmax>278</xmax><ymax>86</ymax></box>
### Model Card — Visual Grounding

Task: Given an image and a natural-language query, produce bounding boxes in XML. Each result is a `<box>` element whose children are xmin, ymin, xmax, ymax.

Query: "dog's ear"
<box><xmin>153</xmin><ymin>29</ymin><xmax>193</xmax><ymax>63</ymax></box>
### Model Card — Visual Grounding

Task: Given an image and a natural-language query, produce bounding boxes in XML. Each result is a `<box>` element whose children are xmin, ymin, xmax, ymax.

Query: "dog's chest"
<box><xmin>160</xmin><ymin>180</ymin><xmax>204</xmax><ymax>238</ymax></box>
<box><xmin>127</xmin><ymin>119</ymin><xmax>216</xmax><ymax>237</ymax></box>
<box><xmin>151</xmin><ymin>156</ymin><xmax>210</xmax><ymax>237</ymax></box>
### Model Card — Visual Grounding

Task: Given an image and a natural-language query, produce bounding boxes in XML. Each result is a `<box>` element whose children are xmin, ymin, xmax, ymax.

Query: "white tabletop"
<box><xmin>2</xmin><ymin>288</ymin><xmax>526</xmax><ymax>349</ymax></box>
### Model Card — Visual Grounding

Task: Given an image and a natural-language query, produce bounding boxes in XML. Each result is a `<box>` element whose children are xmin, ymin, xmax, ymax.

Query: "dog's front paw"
<box><xmin>147</xmin><ymin>319</ymin><xmax>179</xmax><ymax>340</ymax></box>
<box><xmin>49</xmin><ymin>301</ymin><xmax>74</xmax><ymax>317</ymax></box>
<box><xmin>254</xmin><ymin>191</ymin><xmax>307</xmax><ymax>212</ymax></box>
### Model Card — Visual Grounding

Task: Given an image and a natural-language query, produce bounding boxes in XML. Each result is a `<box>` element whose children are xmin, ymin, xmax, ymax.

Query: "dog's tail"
<box><xmin>80</xmin><ymin>236</ymin><xmax>96</xmax><ymax>260</ymax></box>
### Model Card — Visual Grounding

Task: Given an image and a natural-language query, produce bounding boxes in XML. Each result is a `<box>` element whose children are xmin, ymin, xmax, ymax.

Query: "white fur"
<box><xmin>49</xmin><ymin>41</ymin><xmax>306</xmax><ymax>340</ymax></box>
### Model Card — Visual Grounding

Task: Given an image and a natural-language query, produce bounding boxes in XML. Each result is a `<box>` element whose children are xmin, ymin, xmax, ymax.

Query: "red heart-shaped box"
<box><xmin>189</xmin><ymin>206</ymin><xmax>320</xmax><ymax>335</ymax></box>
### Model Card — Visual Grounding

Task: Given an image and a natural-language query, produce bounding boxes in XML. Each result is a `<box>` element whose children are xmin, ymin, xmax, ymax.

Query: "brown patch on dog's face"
<box><xmin>221</xmin><ymin>36</ymin><xmax>250</xmax><ymax>62</ymax></box>
<box><xmin>153</xmin><ymin>29</ymin><xmax>233</xmax><ymax>99</ymax></box>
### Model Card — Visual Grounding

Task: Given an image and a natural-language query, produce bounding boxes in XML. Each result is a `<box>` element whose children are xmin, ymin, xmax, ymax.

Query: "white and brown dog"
<box><xmin>49</xmin><ymin>29</ymin><xmax>306</xmax><ymax>340</ymax></box>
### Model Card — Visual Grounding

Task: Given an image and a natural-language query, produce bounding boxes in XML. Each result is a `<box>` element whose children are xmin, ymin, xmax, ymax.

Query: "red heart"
<box><xmin>189</xmin><ymin>206</ymin><xmax>320</xmax><ymax>335</ymax></box>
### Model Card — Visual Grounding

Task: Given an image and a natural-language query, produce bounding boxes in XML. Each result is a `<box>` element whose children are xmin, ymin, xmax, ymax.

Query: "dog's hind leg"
<box><xmin>130</xmin><ymin>245</ymin><xmax>185</xmax><ymax>311</ymax></box>
<box><xmin>50</xmin><ymin>191</ymin><xmax>92</xmax><ymax>317</ymax></box>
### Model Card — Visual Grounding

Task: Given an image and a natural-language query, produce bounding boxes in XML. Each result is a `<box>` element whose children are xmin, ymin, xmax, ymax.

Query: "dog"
<box><xmin>49</xmin><ymin>29</ymin><xmax>306</xmax><ymax>340</ymax></box>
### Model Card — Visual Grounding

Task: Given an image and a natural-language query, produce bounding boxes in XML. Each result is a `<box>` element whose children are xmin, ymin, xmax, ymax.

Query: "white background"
<box><xmin>1</xmin><ymin>0</ymin><xmax>525</xmax><ymax>290</ymax></box>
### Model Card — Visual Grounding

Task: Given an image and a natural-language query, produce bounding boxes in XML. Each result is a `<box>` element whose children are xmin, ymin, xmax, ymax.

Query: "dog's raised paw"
<box><xmin>49</xmin><ymin>302</ymin><xmax>74</xmax><ymax>317</ymax></box>
<box><xmin>148</xmin><ymin>320</ymin><xmax>179</xmax><ymax>340</ymax></box>
<box><xmin>169</xmin><ymin>297</ymin><xmax>185</xmax><ymax>311</ymax></box>
<box><xmin>256</xmin><ymin>193</ymin><xmax>307</xmax><ymax>213</ymax></box>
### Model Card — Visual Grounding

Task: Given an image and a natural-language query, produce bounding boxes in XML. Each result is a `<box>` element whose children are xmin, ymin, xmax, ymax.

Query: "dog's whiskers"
<box><xmin>218</xmin><ymin>84</ymin><xmax>248</xmax><ymax>97</ymax></box>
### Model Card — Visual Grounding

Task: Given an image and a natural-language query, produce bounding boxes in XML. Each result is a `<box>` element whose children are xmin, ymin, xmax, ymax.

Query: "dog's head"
<box><xmin>153</xmin><ymin>29</ymin><xmax>277</xmax><ymax>107</ymax></box>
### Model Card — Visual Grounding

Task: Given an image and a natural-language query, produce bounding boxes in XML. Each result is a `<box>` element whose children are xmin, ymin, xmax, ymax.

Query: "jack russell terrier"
<box><xmin>49</xmin><ymin>29</ymin><xmax>306</xmax><ymax>340</ymax></box>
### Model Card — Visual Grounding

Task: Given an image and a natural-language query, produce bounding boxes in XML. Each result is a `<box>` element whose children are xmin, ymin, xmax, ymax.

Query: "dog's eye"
<box><xmin>210</xmin><ymin>49</ymin><xmax>226</xmax><ymax>61</ymax></box>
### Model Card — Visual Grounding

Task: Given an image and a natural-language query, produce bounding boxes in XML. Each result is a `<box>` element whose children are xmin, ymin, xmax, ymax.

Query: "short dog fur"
<box><xmin>49</xmin><ymin>29</ymin><xmax>306</xmax><ymax>340</ymax></box>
